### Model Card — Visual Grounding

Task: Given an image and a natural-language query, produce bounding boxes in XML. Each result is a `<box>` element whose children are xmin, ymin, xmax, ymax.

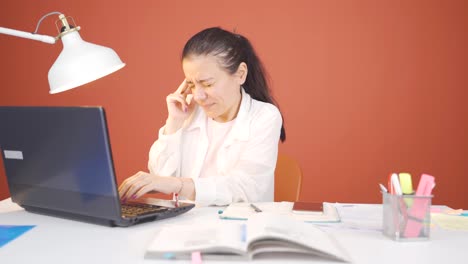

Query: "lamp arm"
<box><xmin>0</xmin><ymin>26</ymin><xmax>56</xmax><ymax>44</ymax></box>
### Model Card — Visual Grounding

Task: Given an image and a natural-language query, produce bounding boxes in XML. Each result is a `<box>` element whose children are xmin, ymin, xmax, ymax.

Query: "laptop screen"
<box><xmin>0</xmin><ymin>106</ymin><xmax>122</xmax><ymax>219</ymax></box>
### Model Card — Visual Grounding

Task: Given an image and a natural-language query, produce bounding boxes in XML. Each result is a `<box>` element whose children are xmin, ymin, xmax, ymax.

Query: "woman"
<box><xmin>119</xmin><ymin>27</ymin><xmax>286</xmax><ymax>206</ymax></box>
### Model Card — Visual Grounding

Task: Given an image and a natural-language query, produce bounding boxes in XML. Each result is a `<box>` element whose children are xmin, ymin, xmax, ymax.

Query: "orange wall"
<box><xmin>1</xmin><ymin>0</ymin><xmax>467</xmax><ymax>208</ymax></box>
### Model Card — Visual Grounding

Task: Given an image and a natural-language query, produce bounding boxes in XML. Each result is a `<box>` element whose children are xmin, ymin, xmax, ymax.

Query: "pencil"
<box><xmin>250</xmin><ymin>203</ymin><xmax>262</xmax><ymax>213</ymax></box>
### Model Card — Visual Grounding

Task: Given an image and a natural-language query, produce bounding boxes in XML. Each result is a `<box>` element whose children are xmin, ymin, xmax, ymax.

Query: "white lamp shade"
<box><xmin>48</xmin><ymin>31</ymin><xmax>125</xmax><ymax>94</ymax></box>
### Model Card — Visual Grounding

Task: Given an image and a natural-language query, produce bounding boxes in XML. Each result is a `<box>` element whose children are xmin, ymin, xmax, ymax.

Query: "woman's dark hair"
<box><xmin>182</xmin><ymin>27</ymin><xmax>286</xmax><ymax>142</ymax></box>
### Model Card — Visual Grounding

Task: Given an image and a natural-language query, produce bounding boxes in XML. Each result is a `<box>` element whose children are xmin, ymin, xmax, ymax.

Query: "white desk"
<box><xmin>0</xmin><ymin>198</ymin><xmax>466</xmax><ymax>264</ymax></box>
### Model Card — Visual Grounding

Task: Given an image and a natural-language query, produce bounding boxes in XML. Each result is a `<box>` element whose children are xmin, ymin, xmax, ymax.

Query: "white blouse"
<box><xmin>148</xmin><ymin>88</ymin><xmax>282</xmax><ymax>206</ymax></box>
<box><xmin>199</xmin><ymin>117</ymin><xmax>235</xmax><ymax>179</ymax></box>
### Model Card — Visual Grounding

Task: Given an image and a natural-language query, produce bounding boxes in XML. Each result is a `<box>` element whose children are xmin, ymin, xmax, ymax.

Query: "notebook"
<box><xmin>145</xmin><ymin>212</ymin><xmax>351</xmax><ymax>261</ymax></box>
<box><xmin>0</xmin><ymin>106</ymin><xmax>194</xmax><ymax>227</ymax></box>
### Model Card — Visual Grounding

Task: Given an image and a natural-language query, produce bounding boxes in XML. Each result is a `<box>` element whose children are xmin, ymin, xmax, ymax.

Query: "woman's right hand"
<box><xmin>166</xmin><ymin>80</ymin><xmax>195</xmax><ymax>120</ymax></box>
<box><xmin>164</xmin><ymin>80</ymin><xmax>195</xmax><ymax>135</ymax></box>
<box><xmin>164</xmin><ymin>80</ymin><xmax>196</xmax><ymax>134</ymax></box>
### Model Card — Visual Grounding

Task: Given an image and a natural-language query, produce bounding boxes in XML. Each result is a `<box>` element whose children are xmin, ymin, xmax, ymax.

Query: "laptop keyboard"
<box><xmin>121</xmin><ymin>203</ymin><xmax>169</xmax><ymax>217</ymax></box>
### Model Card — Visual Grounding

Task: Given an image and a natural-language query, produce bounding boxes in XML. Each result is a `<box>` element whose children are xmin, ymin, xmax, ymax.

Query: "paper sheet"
<box><xmin>432</xmin><ymin>213</ymin><xmax>468</xmax><ymax>231</ymax></box>
<box><xmin>320</xmin><ymin>204</ymin><xmax>382</xmax><ymax>232</ymax></box>
<box><xmin>0</xmin><ymin>225</ymin><xmax>36</xmax><ymax>247</ymax></box>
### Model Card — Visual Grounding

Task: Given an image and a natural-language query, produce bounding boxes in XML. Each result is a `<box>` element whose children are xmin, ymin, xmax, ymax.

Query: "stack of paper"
<box><xmin>219</xmin><ymin>202</ymin><xmax>341</xmax><ymax>223</ymax></box>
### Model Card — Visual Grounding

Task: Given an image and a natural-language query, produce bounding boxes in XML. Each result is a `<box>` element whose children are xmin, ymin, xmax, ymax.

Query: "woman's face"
<box><xmin>182</xmin><ymin>55</ymin><xmax>246</xmax><ymax>122</ymax></box>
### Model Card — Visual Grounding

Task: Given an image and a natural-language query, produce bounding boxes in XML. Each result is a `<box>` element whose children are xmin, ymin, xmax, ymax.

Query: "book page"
<box><xmin>246</xmin><ymin>213</ymin><xmax>350</xmax><ymax>262</ymax></box>
<box><xmin>145</xmin><ymin>221</ymin><xmax>247</xmax><ymax>259</ymax></box>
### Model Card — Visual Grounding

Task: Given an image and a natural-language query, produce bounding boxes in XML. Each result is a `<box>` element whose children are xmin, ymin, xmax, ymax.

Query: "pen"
<box><xmin>379</xmin><ymin>183</ymin><xmax>388</xmax><ymax>193</ymax></box>
<box><xmin>249</xmin><ymin>203</ymin><xmax>262</xmax><ymax>213</ymax></box>
<box><xmin>391</xmin><ymin>173</ymin><xmax>403</xmax><ymax>195</ymax></box>
<box><xmin>387</xmin><ymin>173</ymin><xmax>395</xmax><ymax>194</ymax></box>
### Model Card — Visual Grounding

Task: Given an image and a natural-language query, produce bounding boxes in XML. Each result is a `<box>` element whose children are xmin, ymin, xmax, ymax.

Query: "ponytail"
<box><xmin>237</xmin><ymin>35</ymin><xmax>286</xmax><ymax>142</ymax></box>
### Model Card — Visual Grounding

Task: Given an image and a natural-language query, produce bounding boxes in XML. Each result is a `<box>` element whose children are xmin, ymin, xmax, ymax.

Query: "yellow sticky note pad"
<box><xmin>398</xmin><ymin>173</ymin><xmax>413</xmax><ymax>194</ymax></box>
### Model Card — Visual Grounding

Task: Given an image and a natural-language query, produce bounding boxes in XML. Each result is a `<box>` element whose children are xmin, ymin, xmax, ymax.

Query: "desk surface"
<box><xmin>0</xmin><ymin>198</ymin><xmax>466</xmax><ymax>264</ymax></box>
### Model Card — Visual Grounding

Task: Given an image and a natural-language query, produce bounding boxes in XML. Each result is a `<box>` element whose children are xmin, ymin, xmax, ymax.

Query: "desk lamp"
<box><xmin>0</xmin><ymin>12</ymin><xmax>126</xmax><ymax>94</ymax></box>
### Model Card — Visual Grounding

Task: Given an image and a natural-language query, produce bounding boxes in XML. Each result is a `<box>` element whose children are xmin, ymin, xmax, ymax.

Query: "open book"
<box><xmin>145</xmin><ymin>212</ymin><xmax>351</xmax><ymax>261</ymax></box>
<box><xmin>219</xmin><ymin>202</ymin><xmax>341</xmax><ymax>223</ymax></box>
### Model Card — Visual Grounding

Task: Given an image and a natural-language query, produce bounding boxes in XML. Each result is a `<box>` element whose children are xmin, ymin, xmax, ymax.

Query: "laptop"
<box><xmin>0</xmin><ymin>106</ymin><xmax>195</xmax><ymax>227</ymax></box>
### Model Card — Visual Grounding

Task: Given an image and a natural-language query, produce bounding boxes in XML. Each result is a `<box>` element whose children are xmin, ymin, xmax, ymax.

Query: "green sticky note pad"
<box><xmin>0</xmin><ymin>225</ymin><xmax>36</xmax><ymax>248</ymax></box>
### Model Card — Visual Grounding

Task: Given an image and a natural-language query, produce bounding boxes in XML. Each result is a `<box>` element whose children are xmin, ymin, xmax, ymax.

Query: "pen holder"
<box><xmin>382</xmin><ymin>192</ymin><xmax>433</xmax><ymax>241</ymax></box>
